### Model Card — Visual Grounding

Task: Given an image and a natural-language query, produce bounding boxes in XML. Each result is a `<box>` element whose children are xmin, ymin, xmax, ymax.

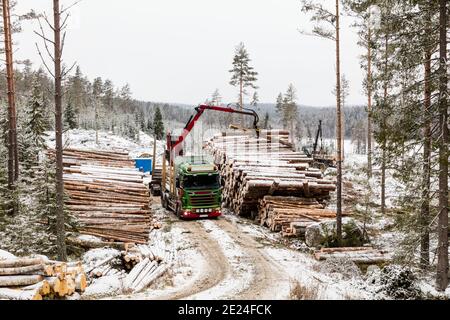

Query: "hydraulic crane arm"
<box><xmin>168</xmin><ymin>104</ymin><xmax>260</xmax><ymax>158</ymax></box>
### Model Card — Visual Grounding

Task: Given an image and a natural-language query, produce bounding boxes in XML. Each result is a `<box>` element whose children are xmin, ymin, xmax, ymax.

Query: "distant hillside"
<box><xmin>150</xmin><ymin>102</ymin><xmax>368</xmax><ymax>140</ymax></box>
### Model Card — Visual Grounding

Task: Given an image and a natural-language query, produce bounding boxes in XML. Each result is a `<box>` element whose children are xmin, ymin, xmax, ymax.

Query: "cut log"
<box><xmin>0</xmin><ymin>264</ymin><xmax>50</xmax><ymax>276</ymax></box>
<box><xmin>133</xmin><ymin>263</ymin><xmax>170</xmax><ymax>293</ymax></box>
<box><xmin>0</xmin><ymin>275</ymin><xmax>43</xmax><ymax>287</ymax></box>
<box><xmin>125</xmin><ymin>258</ymin><xmax>150</xmax><ymax>289</ymax></box>
<box><xmin>0</xmin><ymin>288</ymin><xmax>42</xmax><ymax>300</ymax></box>
<box><xmin>131</xmin><ymin>260</ymin><xmax>157</xmax><ymax>290</ymax></box>
<box><xmin>0</xmin><ymin>258</ymin><xmax>44</xmax><ymax>269</ymax></box>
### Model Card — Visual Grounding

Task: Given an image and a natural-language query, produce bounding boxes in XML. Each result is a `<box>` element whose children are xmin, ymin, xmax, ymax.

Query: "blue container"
<box><xmin>134</xmin><ymin>158</ymin><xmax>153</xmax><ymax>174</ymax></box>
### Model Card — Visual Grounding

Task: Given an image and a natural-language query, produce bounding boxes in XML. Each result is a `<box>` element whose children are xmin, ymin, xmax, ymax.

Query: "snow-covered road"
<box><xmin>118</xmin><ymin>203</ymin><xmax>370</xmax><ymax>300</ymax></box>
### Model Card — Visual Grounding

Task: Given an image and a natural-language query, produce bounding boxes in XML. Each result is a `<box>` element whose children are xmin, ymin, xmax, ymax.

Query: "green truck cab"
<box><xmin>161</xmin><ymin>155</ymin><xmax>222</xmax><ymax>219</ymax></box>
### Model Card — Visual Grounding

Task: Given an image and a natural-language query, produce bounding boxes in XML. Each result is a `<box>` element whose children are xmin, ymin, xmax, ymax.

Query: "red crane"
<box><xmin>166</xmin><ymin>104</ymin><xmax>260</xmax><ymax>161</ymax></box>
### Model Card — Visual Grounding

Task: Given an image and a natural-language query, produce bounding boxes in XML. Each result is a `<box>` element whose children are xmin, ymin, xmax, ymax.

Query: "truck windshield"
<box><xmin>183</xmin><ymin>174</ymin><xmax>220</xmax><ymax>189</ymax></box>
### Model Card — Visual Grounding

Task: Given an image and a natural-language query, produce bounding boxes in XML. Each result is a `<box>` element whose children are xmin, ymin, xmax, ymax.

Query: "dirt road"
<box><xmin>153</xmin><ymin>215</ymin><xmax>290</xmax><ymax>300</ymax></box>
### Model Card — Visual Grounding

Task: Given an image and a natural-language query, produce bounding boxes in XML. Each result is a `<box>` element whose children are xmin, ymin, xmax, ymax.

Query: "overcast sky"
<box><xmin>14</xmin><ymin>0</ymin><xmax>366</xmax><ymax>106</ymax></box>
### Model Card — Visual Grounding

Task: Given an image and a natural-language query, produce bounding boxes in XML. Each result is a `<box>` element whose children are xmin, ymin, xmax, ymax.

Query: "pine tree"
<box><xmin>68</xmin><ymin>66</ymin><xmax>87</xmax><ymax>118</ymax></box>
<box><xmin>92</xmin><ymin>77</ymin><xmax>104</xmax><ymax>144</ymax></box>
<box><xmin>102</xmin><ymin>79</ymin><xmax>115</xmax><ymax>109</ymax></box>
<box><xmin>120</xmin><ymin>83</ymin><xmax>132</xmax><ymax>110</ymax></box>
<box><xmin>153</xmin><ymin>106</ymin><xmax>164</xmax><ymax>140</ymax></box>
<box><xmin>250</xmin><ymin>91</ymin><xmax>259</xmax><ymax>108</ymax></box>
<box><xmin>0</xmin><ymin>163</ymin><xmax>8</xmax><ymax>215</ymax></box>
<box><xmin>275</xmin><ymin>93</ymin><xmax>284</xmax><ymax>126</ymax></box>
<box><xmin>436</xmin><ymin>0</ymin><xmax>448</xmax><ymax>292</ymax></box>
<box><xmin>263</xmin><ymin>112</ymin><xmax>270</xmax><ymax>130</ymax></box>
<box><xmin>301</xmin><ymin>0</ymin><xmax>344</xmax><ymax>243</ymax></box>
<box><xmin>282</xmin><ymin>84</ymin><xmax>299</xmax><ymax>137</ymax></box>
<box><xmin>229</xmin><ymin>42</ymin><xmax>258</xmax><ymax>123</ymax></box>
<box><xmin>211</xmin><ymin>89</ymin><xmax>222</xmax><ymax>106</ymax></box>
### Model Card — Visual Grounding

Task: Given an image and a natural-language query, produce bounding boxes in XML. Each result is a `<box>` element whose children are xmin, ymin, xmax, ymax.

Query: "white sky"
<box><xmin>14</xmin><ymin>0</ymin><xmax>366</xmax><ymax>106</ymax></box>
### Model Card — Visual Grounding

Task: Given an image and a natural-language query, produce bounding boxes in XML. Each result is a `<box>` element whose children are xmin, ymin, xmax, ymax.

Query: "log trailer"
<box><xmin>302</xmin><ymin>120</ymin><xmax>337</xmax><ymax>170</ymax></box>
<box><xmin>160</xmin><ymin>104</ymin><xmax>260</xmax><ymax>219</ymax></box>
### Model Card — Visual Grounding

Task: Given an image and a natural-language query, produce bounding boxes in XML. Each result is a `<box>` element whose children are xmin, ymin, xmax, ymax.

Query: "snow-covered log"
<box><xmin>0</xmin><ymin>288</ymin><xmax>42</xmax><ymax>300</ymax></box>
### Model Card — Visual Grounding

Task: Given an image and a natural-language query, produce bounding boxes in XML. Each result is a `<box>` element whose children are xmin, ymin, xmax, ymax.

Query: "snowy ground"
<box><xmin>45</xmin><ymin>130</ymin><xmax>449</xmax><ymax>300</ymax></box>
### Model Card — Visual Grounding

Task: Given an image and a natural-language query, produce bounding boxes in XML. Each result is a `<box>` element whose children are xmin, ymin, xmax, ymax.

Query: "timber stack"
<box><xmin>204</xmin><ymin>130</ymin><xmax>336</xmax><ymax>218</ymax></box>
<box><xmin>49</xmin><ymin>148</ymin><xmax>154</xmax><ymax>244</ymax></box>
<box><xmin>258</xmin><ymin>196</ymin><xmax>346</xmax><ymax>237</ymax></box>
<box><xmin>0</xmin><ymin>256</ymin><xmax>87</xmax><ymax>300</ymax></box>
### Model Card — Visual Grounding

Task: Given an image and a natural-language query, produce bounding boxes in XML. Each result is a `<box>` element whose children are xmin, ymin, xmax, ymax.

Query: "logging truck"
<box><xmin>159</xmin><ymin>104</ymin><xmax>260</xmax><ymax>219</ymax></box>
<box><xmin>161</xmin><ymin>155</ymin><xmax>222</xmax><ymax>219</ymax></box>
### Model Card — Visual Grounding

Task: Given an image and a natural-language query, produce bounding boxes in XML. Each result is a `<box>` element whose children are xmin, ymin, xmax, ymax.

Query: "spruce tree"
<box><xmin>153</xmin><ymin>106</ymin><xmax>164</xmax><ymax>140</ymax></box>
<box><xmin>27</xmin><ymin>79</ymin><xmax>49</xmax><ymax>151</ymax></box>
<box><xmin>64</xmin><ymin>102</ymin><xmax>77</xmax><ymax>130</ymax></box>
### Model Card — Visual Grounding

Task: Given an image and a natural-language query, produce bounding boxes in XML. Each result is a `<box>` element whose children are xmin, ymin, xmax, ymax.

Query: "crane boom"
<box><xmin>167</xmin><ymin>104</ymin><xmax>260</xmax><ymax>160</ymax></box>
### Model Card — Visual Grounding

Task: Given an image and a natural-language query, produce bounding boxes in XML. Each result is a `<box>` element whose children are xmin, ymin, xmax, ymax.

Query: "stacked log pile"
<box><xmin>204</xmin><ymin>130</ymin><xmax>336</xmax><ymax>217</ymax></box>
<box><xmin>0</xmin><ymin>257</ymin><xmax>87</xmax><ymax>300</ymax></box>
<box><xmin>258</xmin><ymin>196</ymin><xmax>346</xmax><ymax>237</ymax></box>
<box><xmin>52</xmin><ymin>148</ymin><xmax>153</xmax><ymax>244</ymax></box>
<box><xmin>314</xmin><ymin>247</ymin><xmax>390</xmax><ymax>265</ymax></box>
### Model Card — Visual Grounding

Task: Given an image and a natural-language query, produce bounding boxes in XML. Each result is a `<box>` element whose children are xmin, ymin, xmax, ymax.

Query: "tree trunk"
<box><xmin>335</xmin><ymin>0</ymin><xmax>343</xmax><ymax>243</ymax></box>
<box><xmin>53</xmin><ymin>0</ymin><xmax>68</xmax><ymax>262</ymax></box>
<box><xmin>420</xmin><ymin>20</ymin><xmax>432</xmax><ymax>270</ymax></box>
<box><xmin>381</xmin><ymin>33</ymin><xmax>389</xmax><ymax>216</ymax></box>
<box><xmin>367</xmin><ymin>17</ymin><xmax>373</xmax><ymax>178</ymax></box>
<box><xmin>2</xmin><ymin>0</ymin><xmax>18</xmax><ymax>209</ymax></box>
<box><xmin>95</xmin><ymin>99</ymin><xmax>99</xmax><ymax>144</ymax></box>
<box><xmin>239</xmin><ymin>76</ymin><xmax>244</xmax><ymax>125</ymax></box>
<box><xmin>436</xmin><ymin>0</ymin><xmax>448</xmax><ymax>292</ymax></box>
